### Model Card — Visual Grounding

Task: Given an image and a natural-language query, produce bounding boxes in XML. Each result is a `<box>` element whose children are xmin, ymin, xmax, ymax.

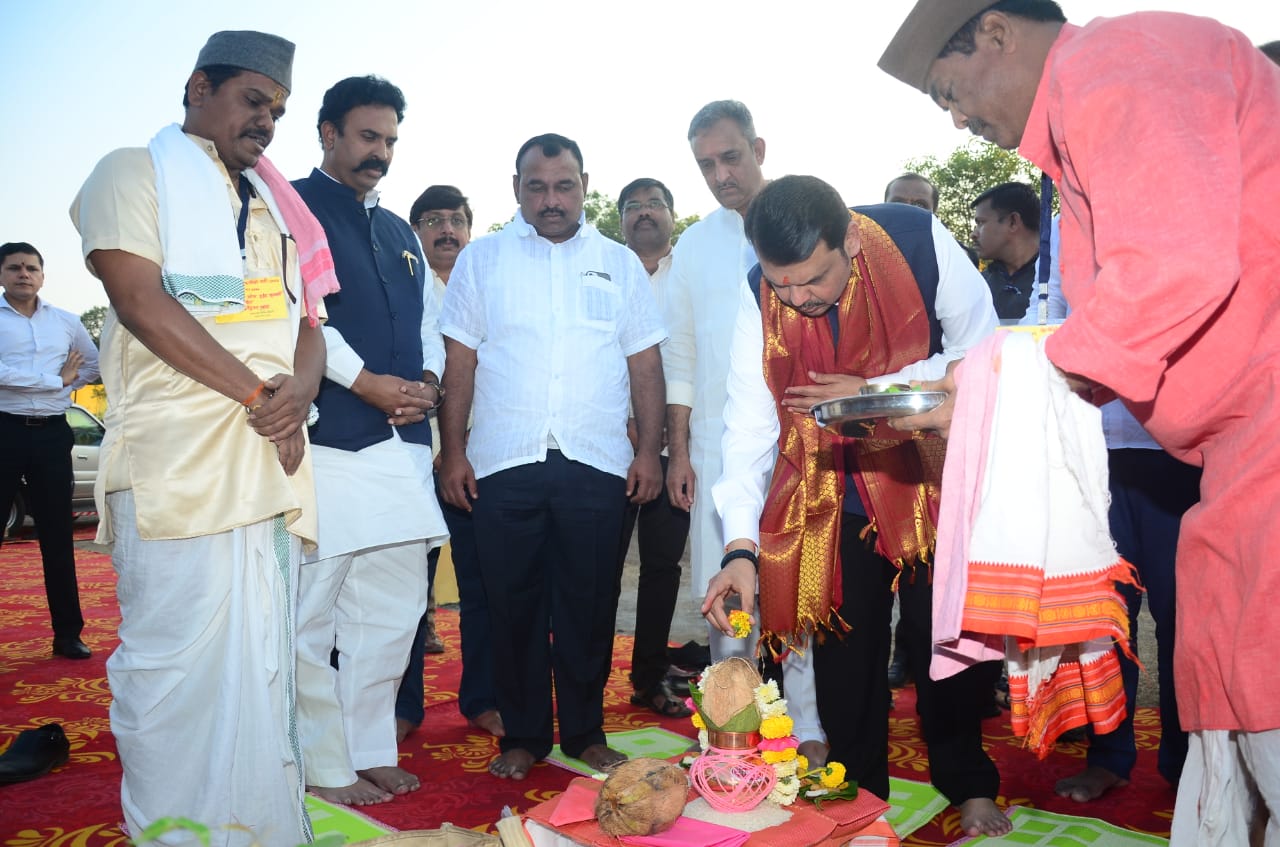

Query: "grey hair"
<box><xmin>687</xmin><ymin>100</ymin><xmax>757</xmax><ymax>143</ymax></box>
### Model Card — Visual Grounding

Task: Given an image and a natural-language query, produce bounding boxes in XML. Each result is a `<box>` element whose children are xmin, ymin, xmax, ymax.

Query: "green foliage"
<box><xmin>80</xmin><ymin>305</ymin><xmax>107</xmax><ymax>347</ymax></box>
<box><xmin>584</xmin><ymin>190</ymin><xmax>699</xmax><ymax>246</ymax></box>
<box><xmin>584</xmin><ymin>190</ymin><xmax>623</xmax><ymax>243</ymax></box>
<box><xmin>903</xmin><ymin>139</ymin><xmax>1055</xmax><ymax>245</ymax></box>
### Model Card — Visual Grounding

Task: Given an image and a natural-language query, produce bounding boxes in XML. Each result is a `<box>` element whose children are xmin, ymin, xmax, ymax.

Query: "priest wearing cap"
<box><xmin>879</xmin><ymin>3</ymin><xmax>1280</xmax><ymax>843</ymax></box>
<box><xmin>71</xmin><ymin>31</ymin><xmax>326</xmax><ymax>845</ymax></box>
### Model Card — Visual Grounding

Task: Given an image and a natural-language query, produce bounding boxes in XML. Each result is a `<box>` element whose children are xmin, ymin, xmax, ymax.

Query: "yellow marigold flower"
<box><xmin>796</xmin><ymin>754</ymin><xmax>809</xmax><ymax>774</ymax></box>
<box><xmin>728</xmin><ymin>610</ymin><xmax>753</xmax><ymax>638</ymax></box>
<box><xmin>760</xmin><ymin>715</ymin><xmax>794</xmax><ymax>740</ymax></box>
<box><xmin>761</xmin><ymin>747</ymin><xmax>797</xmax><ymax>764</ymax></box>
<box><xmin>691</xmin><ymin>711</ymin><xmax>705</xmax><ymax>730</ymax></box>
<box><xmin>820</xmin><ymin>762</ymin><xmax>847</xmax><ymax>788</ymax></box>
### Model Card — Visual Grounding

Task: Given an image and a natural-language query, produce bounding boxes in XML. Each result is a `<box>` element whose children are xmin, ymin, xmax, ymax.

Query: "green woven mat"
<box><xmin>948</xmin><ymin>805</ymin><xmax>1168</xmax><ymax>846</ymax></box>
<box><xmin>887</xmin><ymin>777</ymin><xmax>951</xmax><ymax>838</ymax></box>
<box><xmin>547</xmin><ymin>727</ymin><xmax>696</xmax><ymax>776</ymax></box>
<box><xmin>306</xmin><ymin>793</ymin><xmax>394</xmax><ymax>841</ymax></box>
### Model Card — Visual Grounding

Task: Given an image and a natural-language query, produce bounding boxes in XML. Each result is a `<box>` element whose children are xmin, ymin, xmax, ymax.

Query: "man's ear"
<box><xmin>319</xmin><ymin>121</ymin><xmax>338</xmax><ymax>152</ymax></box>
<box><xmin>753</xmin><ymin>137</ymin><xmax>767</xmax><ymax>166</ymax></box>
<box><xmin>844</xmin><ymin>217</ymin><xmax>862</xmax><ymax>257</ymax></box>
<box><xmin>186</xmin><ymin>71</ymin><xmax>210</xmax><ymax>107</ymax></box>
<box><xmin>978</xmin><ymin>10</ymin><xmax>1016</xmax><ymax>54</ymax></box>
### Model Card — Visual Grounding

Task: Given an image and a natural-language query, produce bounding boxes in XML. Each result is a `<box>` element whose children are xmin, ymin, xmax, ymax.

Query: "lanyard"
<box><xmin>236</xmin><ymin>174</ymin><xmax>252</xmax><ymax>263</ymax></box>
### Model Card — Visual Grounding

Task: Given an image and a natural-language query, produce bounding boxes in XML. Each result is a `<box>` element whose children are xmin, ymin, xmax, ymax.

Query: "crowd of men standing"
<box><xmin>6</xmin><ymin>4</ymin><xmax>1274</xmax><ymax>845</ymax></box>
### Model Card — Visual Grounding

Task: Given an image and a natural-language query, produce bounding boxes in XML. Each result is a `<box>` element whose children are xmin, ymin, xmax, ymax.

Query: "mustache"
<box><xmin>538</xmin><ymin>207</ymin><xmax>566</xmax><ymax>218</ymax></box>
<box><xmin>433</xmin><ymin>236</ymin><xmax>459</xmax><ymax>249</ymax></box>
<box><xmin>241</xmin><ymin>129</ymin><xmax>270</xmax><ymax>144</ymax></box>
<box><xmin>357</xmin><ymin>158</ymin><xmax>389</xmax><ymax>175</ymax></box>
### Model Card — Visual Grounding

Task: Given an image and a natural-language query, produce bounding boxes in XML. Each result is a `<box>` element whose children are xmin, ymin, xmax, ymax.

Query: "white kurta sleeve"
<box><xmin>711</xmin><ymin>282</ymin><xmax>780</xmax><ymax>546</ymax></box>
<box><xmin>662</xmin><ymin>244</ymin><xmax>697</xmax><ymax>408</ymax></box>
<box><xmin>322</xmin><ymin>324</ymin><xmax>365</xmax><ymax>389</ymax></box>
<box><xmin>871</xmin><ymin>215</ymin><xmax>998</xmax><ymax>385</ymax></box>
<box><xmin>420</xmin><ymin>275</ymin><xmax>445</xmax><ymax>378</ymax></box>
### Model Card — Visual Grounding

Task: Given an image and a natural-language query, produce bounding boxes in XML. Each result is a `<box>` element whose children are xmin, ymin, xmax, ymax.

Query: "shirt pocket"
<box><xmin>578</xmin><ymin>271</ymin><xmax>619</xmax><ymax>332</ymax></box>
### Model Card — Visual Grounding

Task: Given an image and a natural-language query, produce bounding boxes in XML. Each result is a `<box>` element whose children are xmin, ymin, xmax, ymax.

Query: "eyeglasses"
<box><xmin>416</xmin><ymin>214</ymin><xmax>469</xmax><ymax>230</ymax></box>
<box><xmin>622</xmin><ymin>199</ymin><xmax>669</xmax><ymax>213</ymax></box>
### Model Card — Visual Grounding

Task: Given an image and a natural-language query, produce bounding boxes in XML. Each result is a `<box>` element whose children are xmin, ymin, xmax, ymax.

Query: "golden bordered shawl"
<box><xmin>757</xmin><ymin>212</ymin><xmax>947</xmax><ymax>652</ymax></box>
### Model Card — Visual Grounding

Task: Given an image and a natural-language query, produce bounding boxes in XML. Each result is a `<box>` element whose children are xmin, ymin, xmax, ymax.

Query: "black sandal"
<box><xmin>630</xmin><ymin>680</ymin><xmax>693</xmax><ymax>718</ymax></box>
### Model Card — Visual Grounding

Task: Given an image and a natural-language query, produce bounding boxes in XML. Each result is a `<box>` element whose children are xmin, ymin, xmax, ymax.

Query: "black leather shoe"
<box><xmin>0</xmin><ymin>724</ymin><xmax>71</xmax><ymax>784</ymax></box>
<box><xmin>887</xmin><ymin>655</ymin><xmax>911</xmax><ymax>688</ymax></box>
<box><xmin>51</xmin><ymin>638</ymin><xmax>92</xmax><ymax>660</ymax></box>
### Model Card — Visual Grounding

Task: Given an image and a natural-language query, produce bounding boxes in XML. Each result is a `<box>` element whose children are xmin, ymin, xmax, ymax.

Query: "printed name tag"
<box><xmin>215</xmin><ymin>276</ymin><xmax>288</xmax><ymax>323</ymax></box>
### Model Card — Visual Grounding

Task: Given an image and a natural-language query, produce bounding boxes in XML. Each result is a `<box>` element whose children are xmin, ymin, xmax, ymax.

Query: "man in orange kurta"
<box><xmin>880</xmin><ymin>2</ymin><xmax>1280</xmax><ymax>841</ymax></box>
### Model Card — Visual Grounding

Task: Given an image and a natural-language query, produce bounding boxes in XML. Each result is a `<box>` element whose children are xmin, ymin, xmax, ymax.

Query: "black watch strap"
<box><xmin>720</xmin><ymin>548</ymin><xmax>759</xmax><ymax>571</ymax></box>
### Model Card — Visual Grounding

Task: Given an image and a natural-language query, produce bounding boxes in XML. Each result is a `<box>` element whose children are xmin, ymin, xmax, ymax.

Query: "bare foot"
<box><xmin>467</xmin><ymin>709</ymin><xmax>506</xmax><ymax>737</ymax></box>
<box><xmin>577</xmin><ymin>743</ymin><xmax>627</xmax><ymax>773</ymax></box>
<box><xmin>797</xmin><ymin>740</ymin><xmax>829</xmax><ymax>769</ymax></box>
<box><xmin>396</xmin><ymin>718</ymin><xmax>418</xmax><ymax>744</ymax></box>
<box><xmin>308</xmin><ymin>778</ymin><xmax>393</xmax><ymax>806</ymax></box>
<box><xmin>959</xmin><ymin>797</ymin><xmax>1011</xmax><ymax>837</ymax></box>
<box><xmin>357</xmin><ymin>765</ymin><xmax>420</xmax><ymax>796</ymax></box>
<box><xmin>1055</xmin><ymin>766</ymin><xmax>1129</xmax><ymax>802</ymax></box>
<box><xmin>490</xmin><ymin>748</ymin><xmax>537</xmax><ymax>780</ymax></box>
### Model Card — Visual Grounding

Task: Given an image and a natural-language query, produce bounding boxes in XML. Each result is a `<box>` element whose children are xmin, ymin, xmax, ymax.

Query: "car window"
<box><xmin>66</xmin><ymin>407</ymin><xmax>105</xmax><ymax>447</ymax></box>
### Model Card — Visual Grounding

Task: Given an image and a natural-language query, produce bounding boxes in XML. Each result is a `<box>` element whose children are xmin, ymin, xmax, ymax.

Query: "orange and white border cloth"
<box><xmin>932</xmin><ymin>329</ymin><xmax>1136</xmax><ymax>757</ymax></box>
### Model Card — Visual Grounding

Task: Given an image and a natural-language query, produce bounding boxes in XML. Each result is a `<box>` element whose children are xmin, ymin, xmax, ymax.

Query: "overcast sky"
<box><xmin>3</xmin><ymin>0</ymin><xmax>1276</xmax><ymax>314</ymax></box>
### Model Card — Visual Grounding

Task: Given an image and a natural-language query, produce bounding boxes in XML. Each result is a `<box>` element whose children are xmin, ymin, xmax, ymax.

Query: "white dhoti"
<box><xmin>296</xmin><ymin>434</ymin><xmax>447</xmax><ymax>786</ymax></box>
<box><xmin>1171</xmin><ymin>729</ymin><xmax>1280</xmax><ymax>846</ymax></box>
<box><xmin>106</xmin><ymin>490</ymin><xmax>307</xmax><ymax>847</ymax></box>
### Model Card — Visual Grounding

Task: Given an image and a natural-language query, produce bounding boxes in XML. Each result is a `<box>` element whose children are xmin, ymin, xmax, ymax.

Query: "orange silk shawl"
<box><xmin>757</xmin><ymin>212</ymin><xmax>946</xmax><ymax>651</ymax></box>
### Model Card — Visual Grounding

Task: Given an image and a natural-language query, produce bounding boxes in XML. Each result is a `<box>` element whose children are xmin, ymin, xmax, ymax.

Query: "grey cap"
<box><xmin>878</xmin><ymin>0</ymin><xmax>995</xmax><ymax>92</ymax></box>
<box><xmin>194</xmin><ymin>30</ymin><xmax>295</xmax><ymax>93</ymax></box>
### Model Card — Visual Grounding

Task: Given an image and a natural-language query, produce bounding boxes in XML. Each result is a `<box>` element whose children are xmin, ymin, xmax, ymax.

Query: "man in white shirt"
<box><xmin>705</xmin><ymin>175</ymin><xmax>1010</xmax><ymax>838</ymax></box>
<box><xmin>438</xmin><ymin>134</ymin><xmax>666</xmax><ymax>781</ymax></box>
<box><xmin>0</xmin><ymin>242</ymin><xmax>100</xmax><ymax>660</ymax></box>
<box><xmin>614</xmin><ymin>178</ymin><xmax>692</xmax><ymax>719</ymax></box>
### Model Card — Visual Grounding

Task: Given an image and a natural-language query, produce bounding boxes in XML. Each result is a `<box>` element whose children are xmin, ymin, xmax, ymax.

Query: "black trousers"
<box><xmin>0</xmin><ymin>414</ymin><xmax>83</xmax><ymax>640</ymax></box>
<box><xmin>471</xmin><ymin>452</ymin><xmax>626</xmax><ymax>760</ymax></box>
<box><xmin>614</xmin><ymin>455</ymin><xmax>691</xmax><ymax>694</ymax></box>
<box><xmin>813</xmin><ymin>512</ymin><xmax>1000</xmax><ymax>803</ymax></box>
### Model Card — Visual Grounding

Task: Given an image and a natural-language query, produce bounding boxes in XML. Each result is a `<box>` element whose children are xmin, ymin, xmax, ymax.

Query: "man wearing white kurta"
<box><xmin>292</xmin><ymin>76</ymin><xmax>448</xmax><ymax>807</ymax></box>
<box><xmin>71</xmin><ymin>31</ymin><xmax>322</xmax><ymax>846</ymax></box>
<box><xmin>665</xmin><ymin>100</ymin><xmax>826</xmax><ymax>760</ymax></box>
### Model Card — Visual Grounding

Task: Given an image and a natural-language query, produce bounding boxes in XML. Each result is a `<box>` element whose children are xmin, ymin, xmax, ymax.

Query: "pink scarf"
<box><xmin>251</xmin><ymin>155</ymin><xmax>339</xmax><ymax>327</ymax></box>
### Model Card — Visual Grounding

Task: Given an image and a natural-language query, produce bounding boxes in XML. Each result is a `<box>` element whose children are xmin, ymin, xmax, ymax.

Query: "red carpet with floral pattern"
<box><xmin>0</xmin><ymin>527</ymin><xmax>1175</xmax><ymax>845</ymax></box>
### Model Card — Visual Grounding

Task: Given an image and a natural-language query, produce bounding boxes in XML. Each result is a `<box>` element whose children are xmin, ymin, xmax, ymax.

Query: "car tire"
<box><xmin>6</xmin><ymin>491</ymin><xmax>24</xmax><ymax>539</ymax></box>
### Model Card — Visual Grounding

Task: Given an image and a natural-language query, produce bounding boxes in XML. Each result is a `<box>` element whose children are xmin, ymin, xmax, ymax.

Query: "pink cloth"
<box><xmin>620</xmin><ymin>817</ymin><xmax>748</xmax><ymax>847</ymax></box>
<box><xmin>930</xmin><ymin>332</ymin><xmax>1005</xmax><ymax>680</ymax></box>
<box><xmin>1023</xmin><ymin>14</ymin><xmax>1280</xmax><ymax>732</ymax></box>
<box><xmin>250</xmin><ymin>154</ymin><xmax>339</xmax><ymax>327</ymax></box>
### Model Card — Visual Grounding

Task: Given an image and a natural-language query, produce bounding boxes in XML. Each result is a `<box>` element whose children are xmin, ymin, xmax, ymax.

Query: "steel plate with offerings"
<box><xmin>812</xmin><ymin>383</ymin><xmax>946</xmax><ymax>437</ymax></box>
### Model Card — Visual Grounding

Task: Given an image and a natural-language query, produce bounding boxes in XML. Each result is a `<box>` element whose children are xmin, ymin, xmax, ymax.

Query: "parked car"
<box><xmin>4</xmin><ymin>403</ymin><xmax>103</xmax><ymax>538</ymax></box>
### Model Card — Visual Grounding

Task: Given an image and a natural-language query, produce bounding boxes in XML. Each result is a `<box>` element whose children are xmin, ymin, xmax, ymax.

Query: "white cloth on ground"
<box><xmin>106</xmin><ymin>489</ymin><xmax>308</xmax><ymax>847</ymax></box>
